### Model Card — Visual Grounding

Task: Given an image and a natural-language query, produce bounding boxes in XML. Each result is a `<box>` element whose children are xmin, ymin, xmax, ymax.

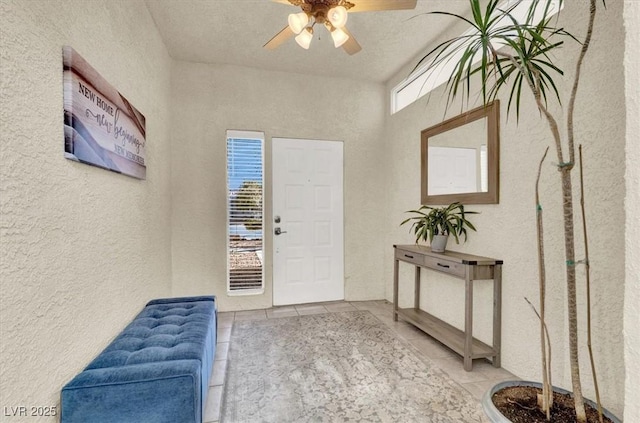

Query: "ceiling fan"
<box><xmin>264</xmin><ymin>0</ymin><xmax>418</xmax><ymax>55</ymax></box>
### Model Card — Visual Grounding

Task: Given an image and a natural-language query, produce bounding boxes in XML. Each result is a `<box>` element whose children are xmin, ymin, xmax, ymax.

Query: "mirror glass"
<box><xmin>421</xmin><ymin>100</ymin><xmax>500</xmax><ymax>204</ymax></box>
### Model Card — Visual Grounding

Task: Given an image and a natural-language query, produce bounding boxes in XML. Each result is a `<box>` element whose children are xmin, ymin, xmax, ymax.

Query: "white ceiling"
<box><xmin>145</xmin><ymin>0</ymin><xmax>471</xmax><ymax>83</ymax></box>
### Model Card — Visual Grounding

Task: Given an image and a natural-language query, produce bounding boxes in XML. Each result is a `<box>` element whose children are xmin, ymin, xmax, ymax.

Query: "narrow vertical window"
<box><xmin>226</xmin><ymin>130</ymin><xmax>264</xmax><ymax>294</ymax></box>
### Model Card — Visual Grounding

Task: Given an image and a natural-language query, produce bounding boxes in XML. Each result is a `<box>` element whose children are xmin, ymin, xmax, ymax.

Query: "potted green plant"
<box><xmin>414</xmin><ymin>0</ymin><xmax>620</xmax><ymax>422</ymax></box>
<box><xmin>400</xmin><ymin>202</ymin><xmax>477</xmax><ymax>252</ymax></box>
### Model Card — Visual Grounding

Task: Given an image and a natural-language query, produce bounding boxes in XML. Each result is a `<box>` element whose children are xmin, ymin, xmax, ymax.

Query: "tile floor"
<box><xmin>204</xmin><ymin>300</ymin><xmax>517</xmax><ymax>423</ymax></box>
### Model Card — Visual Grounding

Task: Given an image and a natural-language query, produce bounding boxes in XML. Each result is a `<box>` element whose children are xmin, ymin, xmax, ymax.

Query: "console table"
<box><xmin>393</xmin><ymin>244</ymin><xmax>503</xmax><ymax>371</ymax></box>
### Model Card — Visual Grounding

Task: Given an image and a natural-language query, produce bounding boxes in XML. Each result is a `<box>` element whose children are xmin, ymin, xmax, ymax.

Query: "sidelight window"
<box><xmin>226</xmin><ymin>130</ymin><xmax>264</xmax><ymax>294</ymax></box>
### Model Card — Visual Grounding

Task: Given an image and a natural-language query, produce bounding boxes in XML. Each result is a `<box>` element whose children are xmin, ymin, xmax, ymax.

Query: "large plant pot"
<box><xmin>482</xmin><ymin>380</ymin><xmax>622</xmax><ymax>423</ymax></box>
<box><xmin>430</xmin><ymin>235</ymin><xmax>448</xmax><ymax>253</ymax></box>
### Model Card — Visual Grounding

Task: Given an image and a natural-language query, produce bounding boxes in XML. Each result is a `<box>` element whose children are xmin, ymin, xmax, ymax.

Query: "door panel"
<box><xmin>428</xmin><ymin>146</ymin><xmax>478</xmax><ymax>194</ymax></box>
<box><xmin>272</xmin><ymin>138</ymin><xmax>344</xmax><ymax>306</ymax></box>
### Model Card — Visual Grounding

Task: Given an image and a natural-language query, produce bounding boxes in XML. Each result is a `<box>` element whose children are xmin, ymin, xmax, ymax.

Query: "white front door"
<box><xmin>272</xmin><ymin>138</ymin><xmax>344</xmax><ymax>306</ymax></box>
<box><xmin>428</xmin><ymin>146</ymin><xmax>478</xmax><ymax>194</ymax></box>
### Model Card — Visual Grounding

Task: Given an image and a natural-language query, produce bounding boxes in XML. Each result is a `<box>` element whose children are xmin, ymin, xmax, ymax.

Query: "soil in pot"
<box><xmin>493</xmin><ymin>386</ymin><xmax>614</xmax><ymax>423</ymax></box>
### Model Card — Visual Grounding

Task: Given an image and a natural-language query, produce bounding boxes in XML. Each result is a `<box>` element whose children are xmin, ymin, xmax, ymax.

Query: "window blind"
<box><xmin>226</xmin><ymin>131</ymin><xmax>264</xmax><ymax>292</ymax></box>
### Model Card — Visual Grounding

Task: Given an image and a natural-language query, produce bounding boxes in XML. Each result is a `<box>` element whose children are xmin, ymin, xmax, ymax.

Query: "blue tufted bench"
<box><xmin>61</xmin><ymin>296</ymin><xmax>217</xmax><ymax>423</ymax></box>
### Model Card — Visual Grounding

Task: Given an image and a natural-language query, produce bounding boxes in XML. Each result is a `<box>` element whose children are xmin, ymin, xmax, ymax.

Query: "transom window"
<box><xmin>391</xmin><ymin>0</ymin><xmax>564</xmax><ymax>114</ymax></box>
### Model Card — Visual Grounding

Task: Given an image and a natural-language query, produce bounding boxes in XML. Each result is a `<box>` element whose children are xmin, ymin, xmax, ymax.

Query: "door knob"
<box><xmin>274</xmin><ymin>227</ymin><xmax>287</xmax><ymax>235</ymax></box>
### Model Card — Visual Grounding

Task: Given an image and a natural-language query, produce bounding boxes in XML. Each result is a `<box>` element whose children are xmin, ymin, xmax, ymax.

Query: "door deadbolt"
<box><xmin>274</xmin><ymin>216</ymin><xmax>281</xmax><ymax>223</ymax></box>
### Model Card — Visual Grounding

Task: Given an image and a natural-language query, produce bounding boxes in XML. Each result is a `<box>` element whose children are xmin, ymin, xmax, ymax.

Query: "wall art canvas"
<box><xmin>63</xmin><ymin>46</ymin><xmax>146</xmax><ymax>179</ymax></box>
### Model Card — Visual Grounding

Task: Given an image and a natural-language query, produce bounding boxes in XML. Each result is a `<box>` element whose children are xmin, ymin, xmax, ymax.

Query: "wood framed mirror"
<box><xmin>421</xmin><ymin>100</ymin><xmax>500</xmax><ymax>205</ymax></box>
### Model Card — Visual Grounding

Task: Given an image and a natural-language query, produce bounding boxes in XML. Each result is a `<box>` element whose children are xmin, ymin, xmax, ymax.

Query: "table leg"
<box><xmin>393</xmin><ymin>258</ymin><xmax>399</xmax><ymax>322</ymax></box>
<box><xmin>414</xmin><ymin>266</ymin><xmax>421</xmax><ymax>310</ymax></box>
<box><xmin>493</xmin><ymin>264</ymin><xmax>502</xmax><ymax>368</ymax></box>
<box><xmin>464</xmin><ymin>274</ymin><xmax>473</xmax><ymax>371</ymax></box>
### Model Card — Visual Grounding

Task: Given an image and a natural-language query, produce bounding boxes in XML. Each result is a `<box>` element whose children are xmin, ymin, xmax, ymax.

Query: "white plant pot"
<box><xmin>482</xmin><ymin>380</ymin><xmax>622</xmax><ymax>423</ymax></box>
<box><xmin>430</xmin><ymin>235</ymin><xmax>449</xmax><ymax>253</ymax></box>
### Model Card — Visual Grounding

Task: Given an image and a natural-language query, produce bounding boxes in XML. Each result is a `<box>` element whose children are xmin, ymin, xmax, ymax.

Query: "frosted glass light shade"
<box><xmin>327</xmin><ymin>6</ymin><xmax>348</xmax><ymax>28</ymax></box>
<box><xmin>331</xmin><ymin>28</ymin><xmax>349</xmax><ymax>48</ymax></box>
<box><xmin>295</xmin><ymin>27</ymin><xmax>313</xmax><ymax>49</ymax></box>
<box><xmin>288</xmin><ymin>12</ymin><xmax>309</xmax><ymax>34</ymax></box>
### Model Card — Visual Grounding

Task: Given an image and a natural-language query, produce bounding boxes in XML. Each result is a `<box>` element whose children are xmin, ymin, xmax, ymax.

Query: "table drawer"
<box><xmin>395</xmin><ymin>249</ymin><xmax>424</xmax><ymax>266</ymax></box>
<box><xmin>423</xmin><ymin>256</ymin><xmax>466</xmax><ymax>278</ymax></box>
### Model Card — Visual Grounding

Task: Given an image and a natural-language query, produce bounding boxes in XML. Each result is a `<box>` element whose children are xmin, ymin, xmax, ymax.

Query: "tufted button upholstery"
<box><xmin>61</xmin><ymin>296</ymin><xmax>217</xmax><ymax>423</ymax></box>
<box><xmin>86</xmin><ymin>301</ymin><xmax>215</xmax><ymax>371</ymax></box>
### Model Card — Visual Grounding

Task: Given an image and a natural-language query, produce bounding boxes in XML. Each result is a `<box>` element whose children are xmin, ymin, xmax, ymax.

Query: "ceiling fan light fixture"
<box><xmin>295</xmin><ymin>27</ymin><xmax>313</xmax><ymax>49</ymax></box>
<box><xmin>288</xmin><ymin>12</ymin><xmax>309</xmax><ymax>34</ymax></box>
<box><xmin>330</xmin><ymin>27</ymin><xmax>350</xmax><ymax>48</ymax></box>
<box><xmin>327</xmin><ymin>5</ymin><xmax>348</xmax><ymax>28</ymax></box>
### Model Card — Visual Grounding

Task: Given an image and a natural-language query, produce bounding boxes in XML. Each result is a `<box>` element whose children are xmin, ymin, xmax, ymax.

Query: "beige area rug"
<box><xmin>221</xmin><ymin>310</ymin><xmax>485</xmax><ymax>423</ymax></box>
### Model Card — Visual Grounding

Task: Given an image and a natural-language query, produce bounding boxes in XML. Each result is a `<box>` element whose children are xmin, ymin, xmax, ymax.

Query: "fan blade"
<box><xmin>270</xmin><ymin>0</ymin><xmax>300</xmax><ymax>5</ymax></box>
<box><xmin>349</xmin><ymin>0</ymin><xmax>417</xmax><ymax>12</ymax></box>
<box><xmin>264</xmin><ymin>26</ymin><xmax>295</xmax><ymax>50</ymax></box>
<box><xmin>342</xmin><ymin>28</ymin><xmax>362</xmax><ymax>55</ymax></box>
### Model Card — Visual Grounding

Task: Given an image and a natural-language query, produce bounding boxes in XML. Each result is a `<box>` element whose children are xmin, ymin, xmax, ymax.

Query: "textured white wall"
<box><xmin>384</xmin><ymin>1</ymin><xmax>626</xmax><ymax>417</ymax></box>
<box><xmin>0</xmin><ymin>0</ymin><xmax>634</xmax><ymax>419</ymax></box>
<box><xmin>0</xmin><ymin>0</ymin><xmax>172</xmax><ymax>419</ymax></box>
<box><xmin>624</xmin><ymin>1</ymin><xmax>640</xmax><ymax>421</ymax></box>
<box><xmin>169</xmin><ymin>62</ymin><xmax>387</xmax><ymax>311</ymax></box>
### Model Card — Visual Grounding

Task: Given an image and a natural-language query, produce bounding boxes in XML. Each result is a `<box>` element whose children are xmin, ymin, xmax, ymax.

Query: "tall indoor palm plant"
<box><xmin>414</xmin><ymin>0</ymin><xmax>605</xmax><ymax>421</ymax></box>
